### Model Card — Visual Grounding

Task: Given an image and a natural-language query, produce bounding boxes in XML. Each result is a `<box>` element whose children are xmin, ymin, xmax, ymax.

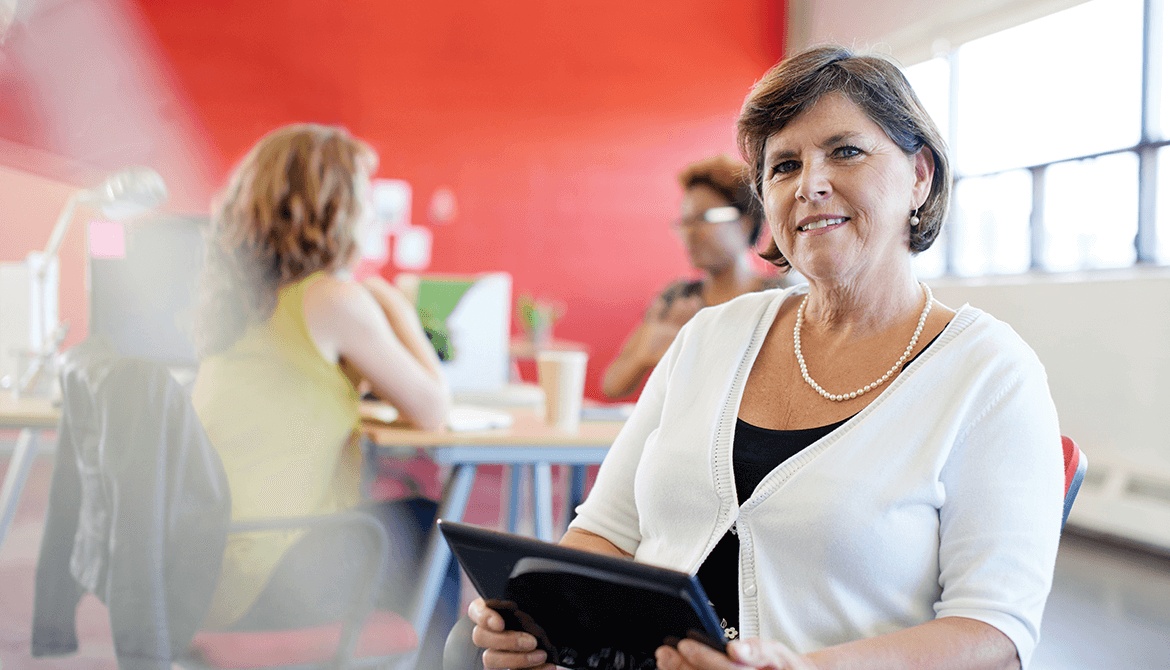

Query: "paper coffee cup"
<box><xmin>536</xmin><ymin>350</ymin><xmax>588</xmax><ymax>431</ymax></box>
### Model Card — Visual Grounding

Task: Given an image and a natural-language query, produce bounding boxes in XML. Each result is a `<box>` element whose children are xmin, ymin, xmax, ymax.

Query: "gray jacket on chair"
<box><xmin>32</xmin><ymin>339</ymin><xmax>230</xmax><ymax>670</ymax></box>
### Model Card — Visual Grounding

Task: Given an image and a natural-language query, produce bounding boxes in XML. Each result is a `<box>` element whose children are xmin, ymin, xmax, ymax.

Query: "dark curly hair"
<box><xmin>196</xmin><ymin>123</ymin><xmax>377</xmax><ymax>356</ymax></box>
<box><xmin>737</xmin><ymin>44</ymin><xmax>951</xmax><ymax>269</ymax></box>
<box><xmin>676</xmin><ymin>154</ymin><xmax>765</xmax><ymax>244</ymax></box>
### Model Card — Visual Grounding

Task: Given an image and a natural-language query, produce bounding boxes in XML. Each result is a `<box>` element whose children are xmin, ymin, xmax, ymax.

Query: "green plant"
<box><xmin>517</xmin><ymin>294</ymin><xmax>565</xmax><ymax>344</ymax></box>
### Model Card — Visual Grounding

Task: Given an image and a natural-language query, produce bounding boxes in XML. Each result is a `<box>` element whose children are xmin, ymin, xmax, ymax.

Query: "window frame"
<box><xmin>921</xmin><ymin>0</ymin><xmax>1166</xmax><ymax>275</ymax></box>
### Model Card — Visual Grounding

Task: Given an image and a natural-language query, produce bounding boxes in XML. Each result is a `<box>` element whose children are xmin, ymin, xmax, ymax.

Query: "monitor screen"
<box><xmin>88</xmin><ymin>215</ymin><xmax>206</xmax><ymax>368</ymax></box>
<box><xmin>408</xmin><ymin>272</ymin><xmax>512</xmax><ymax>394</ymax></box>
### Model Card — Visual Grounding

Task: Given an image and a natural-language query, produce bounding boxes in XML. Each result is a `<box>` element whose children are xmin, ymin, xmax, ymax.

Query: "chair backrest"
<box><xmin>32</xmin><ymin>338</ymin><xmax>231</xmax><ymax>666</ymax></box>
<box><xmin>1061</xmin><ymin>435</ymin><xmax>1087</xmax><ymax>530</ymax></box>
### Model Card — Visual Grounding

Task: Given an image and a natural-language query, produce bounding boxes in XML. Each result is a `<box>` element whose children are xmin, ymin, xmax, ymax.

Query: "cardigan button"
<box><xmin>743</xmin><ymin>583</ymin><xmax>757</xmax><ymax>596</ymax></box>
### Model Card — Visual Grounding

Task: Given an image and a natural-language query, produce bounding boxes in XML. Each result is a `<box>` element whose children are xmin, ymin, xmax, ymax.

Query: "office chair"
<box><xmin>31</xmin><ymin>339</ymin><xmax>417</xmax><ymax>670</ymax></box>
<box><xmin>1061</xmin><ymin>435</ymin><xmax>1087</xmax><ymax>530</ymax></box>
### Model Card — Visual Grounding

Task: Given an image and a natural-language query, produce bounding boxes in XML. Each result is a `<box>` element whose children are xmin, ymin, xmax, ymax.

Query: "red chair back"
<box><xmin>1061</xmin><ymin>436</ymin><xmax>1087</xmax><ymax>529</ymax></box>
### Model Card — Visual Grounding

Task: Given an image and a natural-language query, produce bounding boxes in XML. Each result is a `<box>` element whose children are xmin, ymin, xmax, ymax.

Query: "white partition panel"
<box><xmin>931</xmin><ymin>269</ymin><xmax>1170</xmax><ymax>551</ymax></box>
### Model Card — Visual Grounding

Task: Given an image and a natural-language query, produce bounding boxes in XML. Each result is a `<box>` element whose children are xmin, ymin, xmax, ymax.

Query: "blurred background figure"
<box><xmin>191</xmin><ymin>123</ymin><xmax>456</xmax><ymax>663</ymax></box>
<box><xmin>601</xmin><ymin>155</ymin><xmax>784</xmax><ymax>399</ymax></box>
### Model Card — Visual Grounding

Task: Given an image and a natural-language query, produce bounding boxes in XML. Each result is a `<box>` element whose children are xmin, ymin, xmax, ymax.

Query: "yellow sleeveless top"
<box><xmin>192</xmin><ymin>272</ymin><xmax>361</xmax><ymax>627</ymax></box>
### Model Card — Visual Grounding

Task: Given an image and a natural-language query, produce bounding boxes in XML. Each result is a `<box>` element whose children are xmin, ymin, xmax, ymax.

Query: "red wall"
<box><xmin>131</xmin><ymin>0</ymin><xmax>785</xmax><ymax>399</ymax></box>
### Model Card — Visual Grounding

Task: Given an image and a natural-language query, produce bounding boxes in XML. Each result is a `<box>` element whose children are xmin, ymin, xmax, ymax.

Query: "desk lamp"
<box><xmin>19</xmin><ymin>166</ymin><xmax>168</xmax><ymax>393</ymax></box>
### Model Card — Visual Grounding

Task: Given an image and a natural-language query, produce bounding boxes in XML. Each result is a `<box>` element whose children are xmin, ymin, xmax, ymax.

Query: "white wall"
<box><xmin>932</xmin><ymin>270</ymin><xmax>1170</xmax><ymax>551</ymax></box>
<box><xmin>789</xmin><ymin>0</ymin><xmax>1091</xmax><ymax>64</ymax></box>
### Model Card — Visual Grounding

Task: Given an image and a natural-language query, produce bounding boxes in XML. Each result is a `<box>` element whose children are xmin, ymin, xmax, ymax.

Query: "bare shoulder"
<box><xmin>359</xmin><ymin>274</ymin><xmax>415</xmax><ymax>312</ymax></box>
<box><xmin>303</xmin><ymin>273</ymin><xmax>382</xmax><ymax>328</ymax></box>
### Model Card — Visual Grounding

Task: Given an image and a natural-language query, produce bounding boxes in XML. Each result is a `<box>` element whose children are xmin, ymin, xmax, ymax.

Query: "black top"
<box><xmin>695</xmin><ymin>330</ymin><xmax>944</xmax><ymax>636</ymax></box>
<box><xmin>695</xmin><ymin>418</ymin><xmax>847</xmax><ymax>636</ymax></box>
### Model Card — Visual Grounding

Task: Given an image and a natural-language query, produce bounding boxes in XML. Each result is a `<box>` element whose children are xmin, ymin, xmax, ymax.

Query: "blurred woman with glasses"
<box><xmin>601</xmin><ymin>155</ymin><xmax>785</xmax><ymax>399</ymax></box>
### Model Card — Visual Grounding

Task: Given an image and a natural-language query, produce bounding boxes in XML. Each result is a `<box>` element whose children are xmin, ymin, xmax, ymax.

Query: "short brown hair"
<box><xmin>197</xmin><ymin>123</ymin><xmax>377</xmax><ymax>356</ymax></box>
<box><xmin>737</xmin><ymin>45</ymin><xmax>951</xmax><ymax>268</ymax></box>
<box><xmin>677</xmin><ymin>154</ymin><xmax>765</xmax><ymax>243</ymax></box>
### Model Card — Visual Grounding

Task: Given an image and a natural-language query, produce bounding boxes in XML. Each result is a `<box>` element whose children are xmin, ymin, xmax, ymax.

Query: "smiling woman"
<box><xmin>468</xmin><ymin>45</ymin><xmax>1064</xmax><ymax>670</ymax></box>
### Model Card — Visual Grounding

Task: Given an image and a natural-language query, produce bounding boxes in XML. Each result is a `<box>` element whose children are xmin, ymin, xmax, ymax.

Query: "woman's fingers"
<box><xmin>656</xmin><ymin>644</ymin><xmax>700</xmax><ymax>669</ymax></box>
<box><xmin>469</xmin><ymin>623</ymin><xmax>539</xmax><ymax>653</ymax></box>
<box><xmin>480</xmin><ymin>647</ymin><xmax>550</xmax><ymax>669</ymax></box>
<box><xmin>660</xmin><ymin>638</ymin><xmax>814</xmax><ymax>670</ymax></box>
<box><xmin>725</xmin><ymin>638</ymin><xmax>818</xmax><ymax>670</ymax></box>
<box><xmin>467</xmin><ymin>598</ymin><xmax>550</xmax><ymax>669</ymax></box>
<box><xmin>466</xmin><ymin>597</ymin><xmax>503</xmax><ymax>630</ymax></box>
<box><xmin>657</xmin><ymin>640</ymin><xmax>746</xmax><ymax>670</ymax></box>
<box><xmin>480</xmin><ymin>647</ymin><xmax>551</xmax><ymax>669</ymax></box>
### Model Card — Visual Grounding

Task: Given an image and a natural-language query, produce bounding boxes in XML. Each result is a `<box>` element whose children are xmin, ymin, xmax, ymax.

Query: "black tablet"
<box><xmin>438</xmin><ymin>519</ymin><xmax>727</xmax><ymax>670</ymax></box>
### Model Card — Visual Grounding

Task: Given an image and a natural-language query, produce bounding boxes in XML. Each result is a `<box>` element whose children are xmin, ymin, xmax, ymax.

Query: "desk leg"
<box><xmin>533</xmin><ymin>462</ymin><xmax>554</xmax><ymax>542</ymax></box>
<box><xmin>568</xmin><ymin>464</ymin><xmax>587</xmax><ymax>522</ymax></box>
<box><xmin>507</xmin><ymin>464</ymin><xmax>525</xmax><ymax>535</ymax></box>
<box><xmin>0</xmin><ymin>428</ymin><xmax>38</xmax><ymax>550</ymax></box>
<box><xmin>411</xmin><ymin>463</ymin><xmax>477</xmax><ymax>658</ymax></box>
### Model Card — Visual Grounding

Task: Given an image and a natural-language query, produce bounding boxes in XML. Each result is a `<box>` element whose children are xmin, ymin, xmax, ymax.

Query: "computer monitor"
<box><xmin>87</xmin><ymin>214</ymin><xmax>205</xmax><ymax>369</ymax></box>
<box><xmin>399</xmin><ymin>272</ymin><xmax>512</xmax><ymax>395</ymax></box>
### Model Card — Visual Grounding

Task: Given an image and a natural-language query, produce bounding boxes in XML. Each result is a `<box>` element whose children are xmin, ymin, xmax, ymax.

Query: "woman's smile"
<box><xmin>797</xmin><ymin>215</ymin><xmax>849</xmax><ymax>233</ymax></box>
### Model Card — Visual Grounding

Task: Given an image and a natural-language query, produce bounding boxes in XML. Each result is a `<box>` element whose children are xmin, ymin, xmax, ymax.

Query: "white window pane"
<box><xmin>955</xmin><ymin>0</ymin><xmax>1143</xmax><ymax>175</ymax></box>
<box><xmin>1042</xmin><ymin>153</ymin><xmax>1138</xmax><ymax>271</ymax></box>
<box><xmin>903</xmin><ymin>57</ymin><xmax>950</xmax><ymax>141</ymax></box>
<box><xmin>950</xmin><ymin>171</ymin><xmax>1033</xmax><ymax>276</ymax></box>
<box><xmin>1161</xmin><ymin>5</ymin><xmax>1170</xmax><ymax>139</ymax></box>
<box><xmin>1154</xmin><ymin>147</ymin><xmax>1170</xmax><ymax>262</ymax></box>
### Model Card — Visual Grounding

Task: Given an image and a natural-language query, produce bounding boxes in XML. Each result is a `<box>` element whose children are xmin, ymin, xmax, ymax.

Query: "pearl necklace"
<box><xmin>794</xmin><ymin>282</ymin><xmax>933</xmax><ymax>402</ymax></box>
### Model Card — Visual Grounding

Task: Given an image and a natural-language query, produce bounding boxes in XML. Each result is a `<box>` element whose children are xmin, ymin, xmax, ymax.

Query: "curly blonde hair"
<box><xmin>197</xmin><ymin>123</ymin><xmax>377</xmax><ymax>356</ymax></box>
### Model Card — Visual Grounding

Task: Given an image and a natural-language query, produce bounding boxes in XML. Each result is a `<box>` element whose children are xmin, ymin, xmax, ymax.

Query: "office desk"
<box><xmin>2</xmin><ymin>396</ymin><xmax>625</xmax><ymax>653</ymax></box>
<box><xmin>361</xmin><ymin>408</ymin><xmax>624</xmax><ymax>657</ymax></box>
<box><xmin>0</xmin><ymin>395</ymin><xmax>59</xmax><ymax>549</ymax></box>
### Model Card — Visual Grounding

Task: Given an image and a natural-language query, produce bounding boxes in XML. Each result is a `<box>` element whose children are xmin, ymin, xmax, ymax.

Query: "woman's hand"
<box><xmin>640</xmin><ymin>292</ymin><xmax>704</xmax><ymax>362</ymax></box>
<box><xmin>656</xmin><ymin>638</ymin><xmax>818</xmax><ymax>670</ymax></box>
<box><xmin>601</xmin><ymin>292</ymin><xmax>703</xmax><ymax>398</ymax></box>
<box><xmin>467</xmin><ymin>597</ymin><xmax>554</xmax><ymax>670</ymax></box>
<box><xmin>360</xmin><ymin>276</ymin><xmax>448</xmax><ymax>385</ymax></box>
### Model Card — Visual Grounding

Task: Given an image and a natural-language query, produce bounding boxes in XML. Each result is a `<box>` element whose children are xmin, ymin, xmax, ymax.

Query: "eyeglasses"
<box><xmin>671</xmin><ymin>206</ymin><xmax>741</xmax><ymax>229</ymax></box>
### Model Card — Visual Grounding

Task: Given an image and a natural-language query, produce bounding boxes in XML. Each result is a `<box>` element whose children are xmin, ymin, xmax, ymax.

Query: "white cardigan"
<box><xmin>570</xmin><ymin>286</ymin><xmax>1064</xmax><ymax>668</ymax></box>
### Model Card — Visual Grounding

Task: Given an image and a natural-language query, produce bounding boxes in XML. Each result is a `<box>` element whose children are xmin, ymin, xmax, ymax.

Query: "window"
<box><xmin>951</xmin><ymin>171</ymin><xmax>1032</xmax><ymax>276</ymax></box>
<box><xmin>954</xmin><ymin>0</ymin><xmax>1142</xmax><ymax>176</ymax></box>
<box><xmin>904</xmin><ymin>0</ymin><xmax>1161</xmax><ymax>275</ymax></box>
<box><xmin>1157</xmin><ymin>146</ymin><xmax>1170</xmax><ymax>262</ymax></box>
<box><xmin>1042</xmin><ymin>153</ymin><xmax>1139</xmax><ymax>271</ymax></box>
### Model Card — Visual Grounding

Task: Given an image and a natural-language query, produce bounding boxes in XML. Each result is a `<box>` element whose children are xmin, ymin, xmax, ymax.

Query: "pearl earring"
<box><xmin>909</xmin><ymin>208</ymin><xmax>920</xmax><ymax>228</ymax></box>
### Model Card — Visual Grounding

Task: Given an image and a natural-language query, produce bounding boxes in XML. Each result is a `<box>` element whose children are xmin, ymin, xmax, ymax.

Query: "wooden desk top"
<box><xmin>0</xmin><ymin>395</ymin><xmax>624</xmax><ymax>448</ymax></box>
<box><xmin>0</xmin><ymin>394</ymin><xmax>60</xmax><ymax>429</ymax></box>
<box><xmin>362</xmin><ymin>406</ymin><xmax>624</xmax><ymax>448</ymax></box>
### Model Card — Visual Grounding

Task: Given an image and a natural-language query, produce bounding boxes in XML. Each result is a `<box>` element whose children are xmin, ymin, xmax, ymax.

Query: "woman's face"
<box><xmin>675</xmin><ymin>184</ymin><xmax>753</xmax><ymax>273</ymax></box>
<box><xmin>760</xmin><ymin>92</ymin><xmax>932</xmax><ymax>285</ymax></box>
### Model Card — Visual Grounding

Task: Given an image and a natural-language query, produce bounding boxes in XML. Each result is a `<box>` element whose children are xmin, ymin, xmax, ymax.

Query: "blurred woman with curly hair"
<box><xmin>192</xmin><ymin>123</ymin><xmax>455</xmax><ymax>661</ymax></box>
